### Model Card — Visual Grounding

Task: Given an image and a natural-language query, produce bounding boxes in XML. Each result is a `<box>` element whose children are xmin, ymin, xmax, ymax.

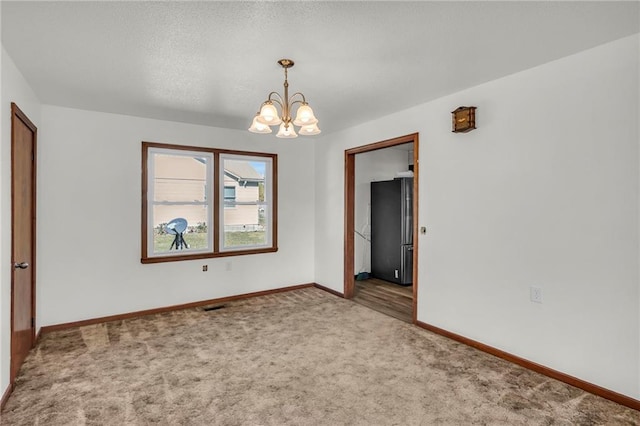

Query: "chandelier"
<box><xmin>248</xmin><ymin>59</ymin><xmax>321</xmax><ymax>138</ymax></box>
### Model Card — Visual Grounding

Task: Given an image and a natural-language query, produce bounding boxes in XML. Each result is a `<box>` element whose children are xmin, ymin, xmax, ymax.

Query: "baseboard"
<box><xmin>40</xmin><ymin>283</ymin><xmax>315</xmax><ymax>334</ymax></box>
<box><xmin>0</xmin><ymin>383</ymin><xmax>14</xmax><ymax>410</ymax></box>
<box><xmin>313</xmin><ymin>283</ymin><xmax>345</xmax><ymax>298</ymax></box>
<box><xmin>416</xmin><ymin>321</ymin><xmax>640</xmax><ymax>412</ymax></box>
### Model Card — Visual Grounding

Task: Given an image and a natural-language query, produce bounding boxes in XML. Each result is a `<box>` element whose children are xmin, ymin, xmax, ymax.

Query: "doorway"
<box><xmin>11</xmin><ymin>103</ymin><xmax>37</xmax><ymax>383</ymax></box>
<box><xmin>344</xmin><ymin>133</ymin><xmax>419</xmax><ymax>323</ymax></box>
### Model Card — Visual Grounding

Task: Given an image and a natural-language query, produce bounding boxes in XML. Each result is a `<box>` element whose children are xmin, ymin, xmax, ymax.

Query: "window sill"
<box><xmin>141</xmin><ymin>246</ymin><xmax>278</xmax><ymax>264</ymax></box>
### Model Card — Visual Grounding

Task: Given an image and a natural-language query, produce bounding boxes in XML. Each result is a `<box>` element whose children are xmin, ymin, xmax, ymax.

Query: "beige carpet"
<box><xmin>1</xmin><ymin>287</ymin><xmax>638</xmax><ymax>425</ymax></box>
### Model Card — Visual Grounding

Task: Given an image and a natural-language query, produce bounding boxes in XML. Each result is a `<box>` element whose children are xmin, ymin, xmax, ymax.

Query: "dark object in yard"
<box><xmin>167</xmin><ymin>218</ymin><xmax>190</xmax><ymax>250</ymax></box>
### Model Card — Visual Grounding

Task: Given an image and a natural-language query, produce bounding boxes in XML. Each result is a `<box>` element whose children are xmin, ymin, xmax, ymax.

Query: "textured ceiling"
<box><xmin>2</xmin><ymin>1</ymin><xmax>638</xmax><ymax>134</ymax></box>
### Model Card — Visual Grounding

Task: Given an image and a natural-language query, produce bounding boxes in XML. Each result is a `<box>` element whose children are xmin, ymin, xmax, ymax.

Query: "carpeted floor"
<box><xmin>1</xmin><ymin>287</ymin><xmax>638</xmax><ymax>425</ymax></box>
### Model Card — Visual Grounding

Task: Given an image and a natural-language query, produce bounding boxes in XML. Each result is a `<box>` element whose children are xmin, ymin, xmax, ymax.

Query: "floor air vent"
<box><xmin>202</xmin><ymin>305</ymin><xmax>225</xmax><ymax>312</ymax></box>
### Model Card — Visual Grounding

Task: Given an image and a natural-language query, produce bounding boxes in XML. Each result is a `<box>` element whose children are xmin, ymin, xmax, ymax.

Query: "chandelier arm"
<box><xmin>289</xmin><ymin>99</ymin><xmax>306</xmax><ymax>109</ymax></box>
<box><xmin>288</xmin><ymin>92</ymin><xmax>307</xmax><ymax>105</ymax></box>
<box><xmin>266</xmin><ymin>92</ymin><xmax>284</xmax><ymax>108</ymax></box>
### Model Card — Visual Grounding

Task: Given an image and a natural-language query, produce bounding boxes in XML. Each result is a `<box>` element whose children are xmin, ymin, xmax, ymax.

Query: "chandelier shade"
<box><xmin>293</xmin><ymin>103</ymin><xmax>318</xmax><ymax>127</ymax></box>
<box><xmin>248</xmin><ymin>59</ymin><xmax>321</xmax><ymax>139</ymax></box>
<box><xmin>248</xmin><ymin>114</ymin><xmax>273</xmax><ymax>134</ymax></box>
<box><xmin>276</xmin><ymin>122</ymin><xmax>298</xmax><ymax>138</ymax></box>
<box><xmin>256</xmin><ymin>102</ymin><xmax>282</xmax><ymax>126</ymax></box>
<box><xmin>299</xmin><ymin>123</ymin><xmax>321</xmax><ymax>135</ymax></box>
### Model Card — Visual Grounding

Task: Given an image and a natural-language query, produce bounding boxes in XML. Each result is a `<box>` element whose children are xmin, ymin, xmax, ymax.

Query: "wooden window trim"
<box><xmin>141</xmin><ymin>141</ymin><xmax>278</xmax><ymax>264</ymax></box>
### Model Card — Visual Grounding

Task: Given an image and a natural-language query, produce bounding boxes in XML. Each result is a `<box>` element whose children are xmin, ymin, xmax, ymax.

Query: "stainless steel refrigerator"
<box><xmin>370</xmin><ymin>177</ymin><xmax>413</xmax><ymax>285</ymax></box>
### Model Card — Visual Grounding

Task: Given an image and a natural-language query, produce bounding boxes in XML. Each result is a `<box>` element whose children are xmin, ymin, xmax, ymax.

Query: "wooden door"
<box><xmin>11</xmin><ymin>103</ymin><xmax>37</xmax><ymax>382</ymax></box>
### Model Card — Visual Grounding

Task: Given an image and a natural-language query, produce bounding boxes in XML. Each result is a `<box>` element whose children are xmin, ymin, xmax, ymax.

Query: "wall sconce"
<box><xmin>452</xmin><ymin>106</ymin><xmax>476</xmax><ymax>133</ymax></box>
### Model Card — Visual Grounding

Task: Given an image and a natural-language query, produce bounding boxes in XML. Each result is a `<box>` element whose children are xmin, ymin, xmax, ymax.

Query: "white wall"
<box><xmin>1</xmin><ymin>46</ymin><xmax>42</xmax><ymax>398</ymax></box>
<box><xmin>354</xmin><ymin>148</ymin><xmax>409</xmax><ymax>274</ymax></box>
<box><xmin>38</xmin><ymin>105</ymin><xmax>315</xmax><ymax>326</ymax></box>
<box><xmin>314</xmin><ymin>34</ymin><xmax>640</xmax><ymax>399</ymax></box>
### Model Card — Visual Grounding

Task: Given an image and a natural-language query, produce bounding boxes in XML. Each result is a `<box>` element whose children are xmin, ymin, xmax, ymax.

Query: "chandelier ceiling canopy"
<box><xmin>248</xmin><ymin>59</ymin><xmax>320</xmax><ymax>138</ymax></box>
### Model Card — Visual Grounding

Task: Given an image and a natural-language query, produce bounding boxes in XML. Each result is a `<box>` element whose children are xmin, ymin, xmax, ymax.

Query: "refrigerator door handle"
<box><xmin>402</xmin><ymin>179</ymin><xmax>413</xmax><ymax>245</ymax></box>
<box><xmin>400</xmin><ymin>245</ymin><xmax>413</xmax><ymax>285</ymax></box>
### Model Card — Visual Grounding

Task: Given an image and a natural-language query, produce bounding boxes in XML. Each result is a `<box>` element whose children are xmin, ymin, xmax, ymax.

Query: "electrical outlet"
<box><xmin>530</xmin><ymin>286</ymin><xmax>543</xmax><ymax>304</ymax></box>
<box><xmin>202</xmin><ymin>265</ymin><xmax>208</xmax><ymax>272</ymax></box>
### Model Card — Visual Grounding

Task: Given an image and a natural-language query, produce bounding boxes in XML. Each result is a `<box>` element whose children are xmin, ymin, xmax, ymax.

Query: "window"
<box><xmin>146</xmin><ymin>147</ymin><xmax>213</xmax><ymax>256</ymax></box>
<box><xmin>223</xmin><ymin>186</ymin><xmax>236</xmax><ymax>208</ymax></box>
<box><xmin>221</xmin><ymin>155</ymin><xmax>272</xmax><ymax>250</ymax></box>
<box><xmin>142</xmin><ymin>142</ymin><xmax>277</xmax><ymax>263</ymax></box>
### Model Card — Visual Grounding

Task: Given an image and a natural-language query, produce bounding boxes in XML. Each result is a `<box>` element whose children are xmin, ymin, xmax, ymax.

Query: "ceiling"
<box><xmin>2</xmin><ymin>1</ymin><xmax>638</xmax><ymax>135</ymax></box>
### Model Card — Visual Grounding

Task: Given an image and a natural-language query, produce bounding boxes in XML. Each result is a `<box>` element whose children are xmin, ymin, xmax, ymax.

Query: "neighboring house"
<box><xmin>154</xmin><ymin>156</ymin><xmax>263</xmax><ymax>231</ymax></box>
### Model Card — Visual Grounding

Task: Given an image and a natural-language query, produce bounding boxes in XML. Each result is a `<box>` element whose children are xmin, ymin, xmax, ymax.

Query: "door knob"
<box><xmin>14</xmin><ymin>262</ymin><xmax>29</xmax><ymax>269</ymax></box>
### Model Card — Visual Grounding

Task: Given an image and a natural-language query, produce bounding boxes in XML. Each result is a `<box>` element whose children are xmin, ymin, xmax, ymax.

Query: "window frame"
<box><xmin>141</xmin><ymin>142</ymin><xmax>278</xmax><ymax>263</ymax></box>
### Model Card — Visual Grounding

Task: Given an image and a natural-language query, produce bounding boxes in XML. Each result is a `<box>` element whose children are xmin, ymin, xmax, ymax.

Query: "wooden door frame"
<box><xmin>344</xmin><ymin>132</ymin><xmax>419</xmax><ymax>323</ymax></box>
<box><xmin>10</xmin><ymin>102</ymin><xmax>37</xmax><ymax>383</ymax></box>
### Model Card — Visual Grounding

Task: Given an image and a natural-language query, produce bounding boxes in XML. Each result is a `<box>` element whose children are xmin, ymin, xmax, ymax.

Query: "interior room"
<box><xmin>352</xmin><ymin>142</ymin><xmax>415</xmax><ymax>323</ymax></box>
<box><xmin>1</xmin><ymin>1</ymin><xmax>639</xmax><ymax>423</ymax></box>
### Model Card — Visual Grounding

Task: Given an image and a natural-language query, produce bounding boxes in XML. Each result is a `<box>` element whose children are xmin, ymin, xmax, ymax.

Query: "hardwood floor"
<box><xmin>353</xmin><ymin>277</ymin><xmax>413</xmax><ymax>323</ymax></box>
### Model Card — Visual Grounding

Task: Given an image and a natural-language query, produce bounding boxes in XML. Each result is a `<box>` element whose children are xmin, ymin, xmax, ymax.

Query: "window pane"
<box><xmin>221</xmin><ymin>157</ymin><xmax>270</xmax><ymax>250</ymax></box>
<box><xmin>146</xmin><ymin>147</ymin><xmax>213</xmax><ymax>258</ymax></box>
<box><xmin>223</xmin><ymin>186</ymin><xmax>236</xmax><ymax>199</ymax></box>
<box><xmin>224</xmin><ymin>186</ymin><xmax>236</xmax><ymax>209</ymax></box>
<box><xmin>152</xmin><ymin>206</ymin><xmax>209</xmax><ymax>254</ymax></box>
<box><xmin>153</xmin><ymin>153</ymin><xmax>208</xmax><ymax>203</ymax></box>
